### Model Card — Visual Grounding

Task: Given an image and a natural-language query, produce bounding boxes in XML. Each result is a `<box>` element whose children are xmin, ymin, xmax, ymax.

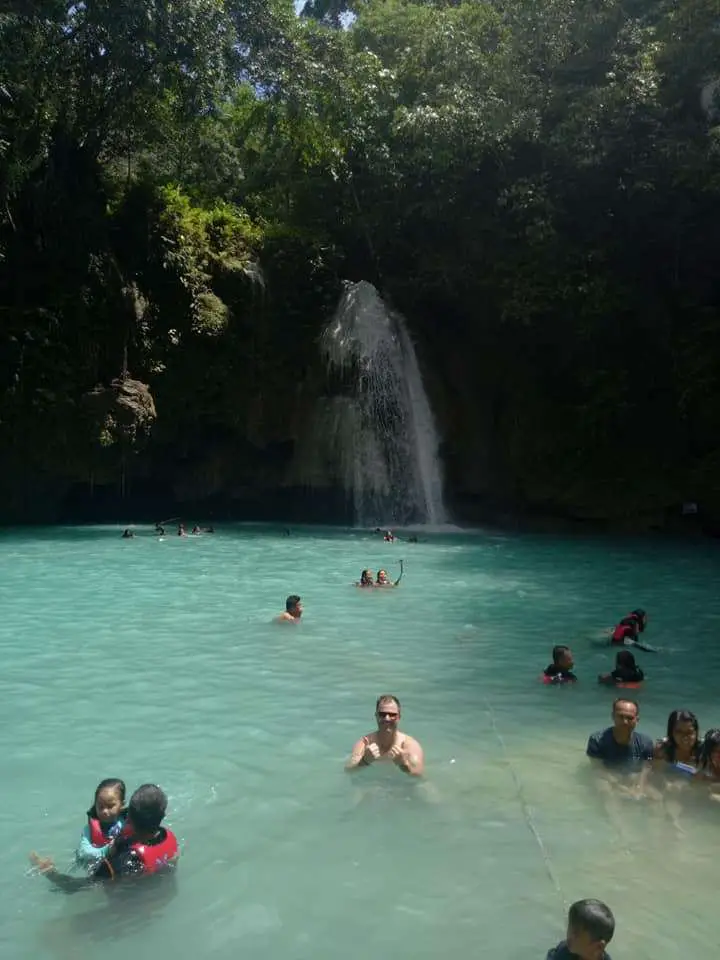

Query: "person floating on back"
<box><xmin>275</xmin><ymin>594</ymin><xmax>303</xmax><ymax>623</ymax></box>
<box><xmin>546</xmin><ymin>898</ymin><xmax>615</xmax><ymax>959</ymax></box>
<box><xmin>75</xmin><ymin>777</ymin><xmax>128</xmax><ymax>869</ymax></box>
<box><xmin>598</xmin><ymin>649</ymin><xmax>644</xmax><ymax>687</ymax></box>
<box><xmin>543</xmin><ymin>645</ymin><xmax>577</xmax><ymax>684</ymax></box>
<box><xmin>31</xmin><ymin>784</ymin><xmax>179</xmax><ymax>890</ymax></box>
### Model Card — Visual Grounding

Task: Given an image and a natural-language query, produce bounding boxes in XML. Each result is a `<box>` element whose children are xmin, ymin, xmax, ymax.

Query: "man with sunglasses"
<box><xmin>345</xmin><ymin>695</ymin><xmax>424</xmax><ymax>777</ymax></box>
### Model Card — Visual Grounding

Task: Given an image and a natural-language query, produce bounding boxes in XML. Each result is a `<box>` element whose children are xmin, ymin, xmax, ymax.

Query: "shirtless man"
<box><xmin>275</xmin><ymin>594</ymin><xmax>303</xmax><ymax>623</ymax></box>
<box><xmin>345</xmin><ymin>695</ymin><xmax>424</xmax><ymax>777</ymax></box>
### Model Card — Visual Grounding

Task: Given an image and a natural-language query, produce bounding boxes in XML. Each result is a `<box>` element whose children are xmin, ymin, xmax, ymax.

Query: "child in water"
<box><xmin>543</xmin><ymin>645</ymin><xmax>577</xmax><ymax>684</ymax></box>
<box><xmin>695</xmin><ymin>729</ymin><xmax>720</xmax><ymax>783</ymax></box>
<box><xmin>76</xmin><ymin>778</ymin><xmax>127</xmax><ymax>868</ymax></box>
<box><xmin>546</xmin><ymin>898</ymin><xmax>615</xmax><ymax>959</ymax></box>
<box><xmin>598</xmin><ymin>649</ymin><xmax>644</xmax><ymax>686</ymax></box>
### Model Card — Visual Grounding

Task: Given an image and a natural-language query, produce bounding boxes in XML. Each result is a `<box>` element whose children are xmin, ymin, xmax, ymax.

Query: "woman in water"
<box><xmin>695</xmin><ymin>728</ymin><xmax>720</xmax><ymax>784</ymax></box>
<box><xmin>376</xmin><ymin>561</ymin><xmax>404</xmax><ymax>587</ymax></box>
<box><xmin>598</xmin><ymin>650</ymin><xmax>644</xmax><ymax>686</ymax></box>
<box><xmin>356</xmin><ymin>570</ymin><xmax>375</xmax><ymax>588</ymax></box>
<box><xmin>653</xmin><ymin>710</ymin><xmax>700</xmax><ymax>772</ymax></box>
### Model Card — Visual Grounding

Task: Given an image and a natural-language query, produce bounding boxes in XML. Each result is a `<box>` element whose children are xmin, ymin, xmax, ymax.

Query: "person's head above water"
<box><xmin>285</xmin><ymin>595</ymin><xmax>302</xmax><ymax>618</ymax></box>
<box><xmin>615</xmin><ymin>649</ymin><xmax>637</xmax><ymax>670</ymax></box>
<box><xmin>376</xmin><ymin>569</ymin><xmax>389</xmax><ymax>584</ymax></box>
<box><xmin>360</xmin><ymin>569</ymin><xmax>374</xmax><ymax>586</ymax></box>
<box><xmin>565</xmin><ymin>899</ymin><xmax>615</xmax><ymax>960</ymax></box>
<box><xmin>699</xmin><ymin>728</ymin><xmax>720</xmax><ymax>772</ymax></box>
<box><xmin>552</xmin><ymin>645</ymin><xmax>574</xmax><ymax>669</ymax></box>
<box><xmin>375</xmin><ymin>694</ymin><xmax>401</xmax><ymax>732</ymax></box>
<box><xmin>664</xmin><ymin>709</ymin><xmax>699</xmax><ymax>761</ymax></box>
<box><xmin>631</xmin><ymin>608</ymin><xmax>647</xmax><ymax>631</ymax></box>
<box><xmin>88</xmin><ymin>778</ymin><xmax>126</xmax><ymax>826</ymax></box>
<box><xmin>127</xmin><ymin>784</ymin><xmax>168</xmax><ymax>836</ymax></box>
<box><xmin>611</xmin><ymin>697</ymin><xmax>639</xmax><ymax>743</ymax></box>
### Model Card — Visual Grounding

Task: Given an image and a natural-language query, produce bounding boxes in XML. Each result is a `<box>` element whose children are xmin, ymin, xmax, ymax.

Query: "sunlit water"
<box><xmin>1</xmin><ymin>524</ymin><xmax>719</xmax><ymax>960</ymax></box>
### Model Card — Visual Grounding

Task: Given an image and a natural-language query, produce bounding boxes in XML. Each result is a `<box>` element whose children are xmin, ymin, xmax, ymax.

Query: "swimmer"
<box><xmin>177</xmin><ymin>524</ymin><xmax>186</xmax><ymax>537</ymax></box>
<box><xmin>31</xmin><ymin>784</ymin><xmax>179</xmax><ymax>890</ymax></box>
<box><xmin>653</xmin><ymin>709</ymin><xmax>700</xmax><ymax>770</ymax></box>
<box><xmin>355</xmin><ymin>569</ymin><xmax>375</xmax><ymax>588</ymax></box>
<box><xmin>543</xmin><ymin>645</ymin><xmax>578</xmax><ymax>683</ymax></box>
<box><xmin>376</xmin><ymin>560</ymin><xmax>404</xmax><ymax>587</ymax></box>
<box><xmin>383</xmin><ymin>530</ymin><xmax>395</xmax><ymax>542</ymax></box>
<box><xmin>121</xmin><ymin>529</ymin><xmax>134</xmax><ymax>539</ymax></box>
<box><xmin>547</xmin><ymin>898</ymin><xmax>615</xmax><ymax>960</ymax></box>
<box><xmin>610</xmin><ymin>610</ymin><xmax>655</xmax><ymax>651</ymax></box>
<box><xmin>345</xmin><ymin>695</ymin><xmax>424</xmax><ymax>777</ymax></box>
<box><xmin>694</xmin><ymin>728</ymin><xmax>720</xmax><ymax>783</ymax></box>
<box><xmin>275</xmin><ymin>594</ymin><xmax>303</xmax><ymax>623</ymax></box>
<box><xmin>191</xmin><ymin>525</ymin><xmax>201</xmax><ymax>535</ymax></box>
<box><xmin>155</xmin><ymin>525</ymin><xmax>165</xmax><ymax>536</ymax></box>
<box><xmin>598</xmin><ymin>650</ymin><xmax>644</xmax><ymax>686</ymax></box>
<box><xmin>75</xmin><ymin>778</ymin><xmax>128</xmax><ymax>869</ymax></box>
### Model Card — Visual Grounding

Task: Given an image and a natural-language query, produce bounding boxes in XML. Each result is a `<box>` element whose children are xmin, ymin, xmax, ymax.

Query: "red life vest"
<box><xmin>88</xmin><ymin>817</ymin><xmax>131</xmax><ymax>848</ymax></box>
<box><xmin>132</xmin><ymin>828</ymin><xmax>179</xmax><ymax>875</ymax></box>
<box><xmin>611</xmin><ymin>623</ymin><xmax>635</xmax><ymax>644</ymax></box>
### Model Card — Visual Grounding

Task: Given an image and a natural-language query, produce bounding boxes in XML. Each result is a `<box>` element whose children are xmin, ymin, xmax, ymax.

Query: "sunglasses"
<box><xmin>377</xmin><ymin>711</ymin><xmax>399</xmax><ymax>720</ymax></box>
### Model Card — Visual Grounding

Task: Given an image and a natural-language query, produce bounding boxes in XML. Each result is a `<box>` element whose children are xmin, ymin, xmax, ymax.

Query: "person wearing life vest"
<box><xmin>76</xmin><ymin>777</ymin><xmax>129</xmax><ymax>868</ymax></box>
<box><xmin>610</xmin><ymin>609</ymin><xmax>653</xmax><ymax>650</ymax></box>
<box><xmin>31</xmin><ymin>784</ymin><xmax>179</xmax><ymax>891</ymax></box>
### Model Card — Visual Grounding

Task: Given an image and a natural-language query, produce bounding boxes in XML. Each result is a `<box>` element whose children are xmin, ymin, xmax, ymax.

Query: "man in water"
<box><xmin>586</xmin><ymin>698</ymin><xmax>653</xmax><ymax>768</ymax></box>
<box><xmin>275</xmin><ymin>594</ymin><xmax>303</xmax><ymax>623</ymax></box>
<box><xmin>345</xmin><ymin>695</ymin><xmax>424</xmax><ymax>777</ymax></box>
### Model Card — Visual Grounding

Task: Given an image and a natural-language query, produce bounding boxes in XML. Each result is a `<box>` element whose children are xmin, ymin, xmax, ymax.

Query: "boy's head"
<box><xmin>566</xmin><ymin>899</ymin><xmax>615</xmax><ymax>960</ymax></box>
<box><xmin>552</xmin><ymin>645</ymin><xmax>574</xmax><ymax>670</ymax></box>
<box><xmin>127</xmin><ymin>784</ymin><xmax>168</xmax><ymax>834</ymax></box>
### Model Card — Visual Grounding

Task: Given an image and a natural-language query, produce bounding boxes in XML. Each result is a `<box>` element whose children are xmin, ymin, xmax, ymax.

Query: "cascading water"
<box><xmin>299</xmin><ymin>281</ymin><xmax>446</xmax><ymax>527</ymax></box>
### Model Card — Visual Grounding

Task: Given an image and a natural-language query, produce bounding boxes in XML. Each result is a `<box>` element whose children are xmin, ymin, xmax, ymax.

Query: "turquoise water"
<box><xmin>2</xmin><ymin>524</ymin><xmax>720</xmax><ymax>959</ymax></box>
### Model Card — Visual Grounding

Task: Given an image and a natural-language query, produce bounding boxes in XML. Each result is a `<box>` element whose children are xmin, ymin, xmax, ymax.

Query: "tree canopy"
<box><xmin>1</xmin><ymin>0</ymin><xmax>719</xmax><ymax>526</ymax></box>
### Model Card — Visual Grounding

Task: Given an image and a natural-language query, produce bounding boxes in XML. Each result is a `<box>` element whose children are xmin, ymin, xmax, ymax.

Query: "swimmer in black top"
<box><xmin>543</xmin><ymin>645</ymin><xmax>578</xmax><ymax>684</ymax></box>
<box><xmin>598</xmin><ymin>650</ymin><xmax>644</xmax><ymax>686</ymax></box>
<box><xmin>547</xmin><ymin>899</ymin><xmax>614</xmax><ymax>960</ymax></box>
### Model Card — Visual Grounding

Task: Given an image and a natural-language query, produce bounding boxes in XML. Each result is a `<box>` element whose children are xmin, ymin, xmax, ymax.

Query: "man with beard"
<box><xmin>345</xmin><ymin>695</ymin><xmax>424</xmax><ymax>777</ymax></box>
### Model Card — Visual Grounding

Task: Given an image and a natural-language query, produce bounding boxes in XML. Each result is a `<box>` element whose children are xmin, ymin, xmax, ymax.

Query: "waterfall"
<box><xmin>299</xmin><ymin>281</ymin><xmax>446</xmax><ymax>527</ymax></box>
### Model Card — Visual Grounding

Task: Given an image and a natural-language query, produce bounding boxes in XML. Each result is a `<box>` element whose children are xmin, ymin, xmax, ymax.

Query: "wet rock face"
<box><xmin>82</xmin><ymin>377</ymin><xmax>157</xmax><ymax>448</ymax></box>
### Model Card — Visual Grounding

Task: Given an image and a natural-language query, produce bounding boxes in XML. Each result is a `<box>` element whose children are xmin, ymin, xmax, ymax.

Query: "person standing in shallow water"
<box><xmin>275</xmin><ymin>595</ymin><xmax>303</xmax><ymax>623</ymax></box>
<box><xmin>345</xmin><ymin>695</ymin><xmax>424</xmax><ymax>777</ymax></box>
<box><xmin>586</xmin><ymin>698</ymin><xmax>653</xmax><ymax>768</ymax></box>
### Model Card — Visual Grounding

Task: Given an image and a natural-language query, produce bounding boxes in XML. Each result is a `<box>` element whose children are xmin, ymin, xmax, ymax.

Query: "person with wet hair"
<box><xmin>546</xmin><ymin>898</ymin><xmax>615</xmax><ymax>959</ymax></box>
<box><xmin>653</xmin><ymin>710</ymin><xmax>700</xmax><ymax>770</ymax></box>
<box><xmin>275</xmin><ymin>595</ymin><xmax>303</xmax><ymax>623</ymax></box>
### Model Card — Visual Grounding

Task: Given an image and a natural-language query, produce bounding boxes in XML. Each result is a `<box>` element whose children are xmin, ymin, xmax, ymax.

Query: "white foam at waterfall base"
<box><xmin>303</xmin><ymin>281</ymin><xmax>446</xmax><ymax>527</ymax></box>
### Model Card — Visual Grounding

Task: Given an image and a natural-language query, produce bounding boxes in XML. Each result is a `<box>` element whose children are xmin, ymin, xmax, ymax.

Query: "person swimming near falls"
<box><xmin>30</xmin><ymin>784</ymin><xmax>179</xmax><ymax>891</ymax></box>
<box><xmin>383</xmin><ymin>530</ymin><xmax>396</xmax><ymax>542</ymax></box>
<box><xmin>274</xmin><ymin>595</ymin><xmax>303</xmax><ymax>623</ymax></box>
<box><xmin>121</xmin><ymin>529</ymin><xmax>134</xmax><ymax>539</ymax></box>
<box><xmin>74</xmin><ymin>778</ymin><xmax>129</xmax><ymax>869</ymax></box>
<box><xmin>376</xmin><ymin>561</ymin><xmax>404</xmax><ymax>587</ymax></box>
<box><xmin>542</xmin><ymin>645</ymin><xmax>578</xmax><ymax>684</ymax></box>
<box><xmin>356</xmin><ymin>569</ymin><xmax>376</xmax><ymax>588</ymax></box>
<box><xmin>598</xmin><ymin>650</ymin><xmax>644</xmax><ymax>687</ymax></box>
<box><xmin>610</xmin><ymin>609</ymin><xmax>655</xmax><ymax>651</ymax></box>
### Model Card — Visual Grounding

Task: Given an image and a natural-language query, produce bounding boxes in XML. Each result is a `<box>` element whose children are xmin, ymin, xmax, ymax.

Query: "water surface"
<box><xmin>1</xmin><ymin>524</ymin><xmax>719</xmax><ymax>959</ymax></box>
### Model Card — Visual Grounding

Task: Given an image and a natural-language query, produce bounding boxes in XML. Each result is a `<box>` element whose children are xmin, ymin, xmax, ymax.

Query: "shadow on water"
<box><xmin>36</xmin><ymin>874</ymin><xmax>178</xmax><ymax>957</ymax></box>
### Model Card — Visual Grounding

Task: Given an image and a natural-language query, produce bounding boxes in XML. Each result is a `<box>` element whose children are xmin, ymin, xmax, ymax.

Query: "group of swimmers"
<box><xmin>121</xmin><ymin>522</ymin><xmax>215</xmax><ymax>538</ymax></box>
<box><xmin>543</xmin><ymin>608</ymin><xmax>652</xmax><ymax>686</ymax></box>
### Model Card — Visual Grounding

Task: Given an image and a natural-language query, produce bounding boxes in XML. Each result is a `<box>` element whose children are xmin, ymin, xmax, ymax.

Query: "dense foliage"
<box><xmin>1</xmin><ymin>1</ymin><xmax>719</xmax><ymax>526</ymax></box>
